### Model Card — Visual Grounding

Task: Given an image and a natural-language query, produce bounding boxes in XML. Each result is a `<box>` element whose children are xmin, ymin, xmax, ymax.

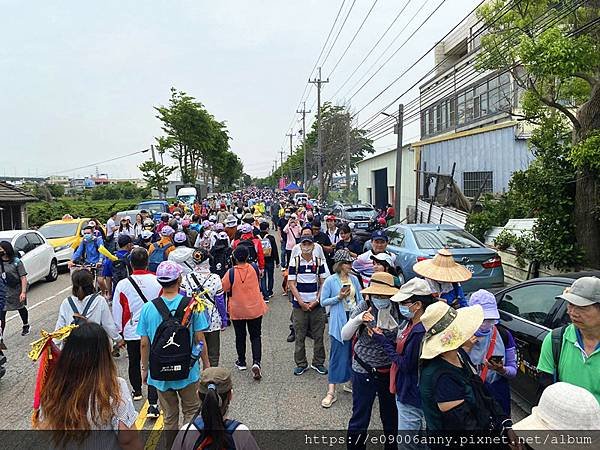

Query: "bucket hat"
<box><xmin>513</xmin><ymin>382</ymin><xmax>600</xmax><ymax>449</ymax></box>
<box><xmin>225</xmin><ymin>215</ymin><xmax>237</xmax><ymax>227</ymax></box>
<box><xmin>391</xmin><ymin>278</ymin><xmax>433</xmax><ymax>303</ymax></box>
<box><xmin>468</xmin><ymin>289</ymin><xmax>500</xmax><ymax>320</ymax></box>
<box><xmin>371</xmin><ymin>252</ymin><xmax>394</xmax><ymax>267</ymax></box>
<box><xmin>333</xmin><ymin>248</ymin><xmax>356</xmax><ymax>263</ymax></box>
<box><xmin>361</xmin><ymin>272</ymin><xmax>398</xmax><ymax>297</ymax></box>
<box><xmin>420</xmin><ymin>302</ymin><xmax>483</xmax><ymax>359</ymax></box>
<box><xmin>413</xmin><ymin>249</ymin><xmax>472</xmax><ymax>283</ymax></box>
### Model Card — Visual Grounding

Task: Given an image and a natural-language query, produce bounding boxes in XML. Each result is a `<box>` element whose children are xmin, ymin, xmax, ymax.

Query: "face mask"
<box><xmin>371</xmin><ymin>296</ymin><xmax>390</xmax><ymax>310</ymax></box>
<box><xmin>475</xmin><ymin>319</ymin><xmax>496</xmax><ymax>337</ymax></box>
<box><xmin>301</xmin><ymin>245</ymin><xmax>313</xmax><ymax>254</ymax></box>
<box><xmin>284</xmin><ymin>213</ymin><xmax>290</xmax><ymax>219</ymax></box>
<box><xmin>83</xmin><ymin>234</ymin><xmax>93</xmax><ymax>242</ymax></box>
<box><xmin>399</xmin><ymin>305</ymin><xmax>414</xmax><ymax>320</ymax></box>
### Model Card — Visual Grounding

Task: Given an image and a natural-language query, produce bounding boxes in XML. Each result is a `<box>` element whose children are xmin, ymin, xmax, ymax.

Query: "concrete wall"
<box><xmin>357</xmin><ymin>146</ymin><xmax>416</xmax><ymax>218</ymax></box>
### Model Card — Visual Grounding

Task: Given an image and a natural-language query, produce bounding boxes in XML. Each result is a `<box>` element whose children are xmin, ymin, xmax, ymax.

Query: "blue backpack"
<box><xmin>148</xmin><ymin>242</ymin><xmax>173</xmax><ymax>272</ymax></box>
<box><xmin>190</xmin><ymin>417</ymin><xmax>241</xmax><ymax>450</ymax></box>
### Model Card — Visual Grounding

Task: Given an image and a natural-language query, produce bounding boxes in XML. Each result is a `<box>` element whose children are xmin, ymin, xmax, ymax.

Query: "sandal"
<box><xmin>321</xmin><ymin>392</ymin><xmax>337</xmax><ymax>408</ymax></box>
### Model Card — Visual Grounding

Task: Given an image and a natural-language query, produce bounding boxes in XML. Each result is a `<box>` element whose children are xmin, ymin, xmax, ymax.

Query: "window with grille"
<box><xmin>463</xmin><ymin>171</ymin><xmax>493</xmax><ymax>197</ymax></box>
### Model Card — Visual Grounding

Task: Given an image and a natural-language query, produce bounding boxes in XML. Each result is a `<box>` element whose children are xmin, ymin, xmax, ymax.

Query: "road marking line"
<box><xmin>135</xmin><ymin>400</ymin><xmax>150</xmax><ymax>430</ymax></box>
<box><xmin>144</xmin><ymin>414</ymin><xmax>164</xmax><ymax>450</ymax></box>
<box><xmin>6</xmin><ymin>286</ymin><xmax>71</xmax><ymax>323</ymax></box>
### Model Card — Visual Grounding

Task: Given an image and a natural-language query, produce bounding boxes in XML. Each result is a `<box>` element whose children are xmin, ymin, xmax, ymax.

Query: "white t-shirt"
<box><xmin>182</xmin><ymin>270</ymin><xmax>224</xmax><ymax>332</ymax></box>
<box><xmin>55</xmin><ymin>293</ymin><xmax>120</xmax><ymax>342</ymax></box>
<box><xmin>112</xmin><ymin>272</ymin><xmax>162</xmax><ymax>340</ymax></box>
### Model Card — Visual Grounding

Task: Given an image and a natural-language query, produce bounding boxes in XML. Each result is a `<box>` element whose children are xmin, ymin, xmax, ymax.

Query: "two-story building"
<box><xmin>414</xmin><ymin>13</ymin><xmax>533</xmax><ymax>201</ymax></box>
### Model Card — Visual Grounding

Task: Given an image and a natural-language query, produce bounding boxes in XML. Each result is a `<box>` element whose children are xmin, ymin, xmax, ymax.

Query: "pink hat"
<box><xmin>214</xmin><ymin>223</ymin><xmax>225</xmax><ymax>231</ymax></box>
<box><xmin>240</xmin><ymin>223</ymin><xmax>253</xmax><ymax>234</ymax></box>
<box><xmin>156</xmin><ymin>261</ymin><xmax>183</xmax><ymax>283</ymax></box>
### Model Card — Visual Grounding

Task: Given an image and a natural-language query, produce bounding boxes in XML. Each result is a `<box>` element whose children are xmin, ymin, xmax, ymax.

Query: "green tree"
<box><xmin>478</xmin><ymin>0</ymin><xmax>600</xmax><ymax>266</ymax></box>
<box><xmin>138</xmin><ymin>160</ymin><xmax>175</xmax><ymax>198</ymax></box>
<box><xmin>46</xmin><ymin>184</ymin><xmax>65</xmax><ymax>198</ymax></box>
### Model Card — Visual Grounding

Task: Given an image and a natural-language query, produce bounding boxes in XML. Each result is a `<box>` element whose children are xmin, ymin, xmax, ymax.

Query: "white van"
<box><xmin>177</xmin><ymin>186</ymin><xmax>198</xmax><ymax>205</ymax></box>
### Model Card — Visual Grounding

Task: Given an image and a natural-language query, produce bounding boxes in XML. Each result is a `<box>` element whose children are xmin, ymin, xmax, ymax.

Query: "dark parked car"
<box><xmin>495</xmin><ymin>271</ymin><xmax>600</xmax><ymax>409</ymax></box>
<box><xmin>331</xmin><ymin>203</ymin><xmax>380</xmax><ymax>244</ymax></box>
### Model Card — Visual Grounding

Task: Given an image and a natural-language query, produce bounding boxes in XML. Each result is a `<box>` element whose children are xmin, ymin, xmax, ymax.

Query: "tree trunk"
<box><xmin>573</xmin><ymin>81</ymin><xmax>600</xmax><ymax>268</ymax></box>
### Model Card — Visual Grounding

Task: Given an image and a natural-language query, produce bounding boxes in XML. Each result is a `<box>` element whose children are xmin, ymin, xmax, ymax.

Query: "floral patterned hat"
<box><xmin>419</xmin><ymin>302</ymin><xmax>483</xmax><ymax>359</ymax></box>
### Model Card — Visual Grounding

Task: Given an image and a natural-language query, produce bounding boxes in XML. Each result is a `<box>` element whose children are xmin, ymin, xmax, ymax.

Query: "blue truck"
<box><xmin>136</xmin><ymin>200</ymin><xmax>170</xmax><ymax>222</ymax></box>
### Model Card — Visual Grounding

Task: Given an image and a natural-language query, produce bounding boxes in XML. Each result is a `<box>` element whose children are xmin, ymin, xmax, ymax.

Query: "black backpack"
<box><xmin>237</xmin><ymin>238</ymin><xmax>258</xmax><ymax>263</ymax></box>
<box><xmin>149</xmin><ymin>297</ymin><xmax>192</xmax><ymax>381</ymax></box>
<box><xmin>112</xmin><ymin>255</ymin><xmax>132</xmax><ymax>289</ymax></box>
<box><xmin>551</xmin><ymin>325</ymin><xmax>568</xmax><ymax>382</ymax></box>
<box><xmin>191</xmin><ymin>417</ymin><xmax>240</xmax><ymax>450</ymax></box>
<box><xmin>211</xmin><ymin>245</ymin><xmax>233</xmax><ymax>278</ymax></box>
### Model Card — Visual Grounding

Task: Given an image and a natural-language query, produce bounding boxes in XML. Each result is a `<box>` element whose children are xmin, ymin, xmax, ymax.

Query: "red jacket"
<box><xmin>232</xmin><ymin>233</ymin><xmax>265</xmax><ymax>270</ymax></box>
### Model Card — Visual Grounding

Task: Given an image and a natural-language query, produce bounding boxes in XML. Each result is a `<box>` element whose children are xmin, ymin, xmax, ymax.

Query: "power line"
<box><xmin>357</xmin><ymin>0</ymin><xmax>582</xmax><ymax>131</ymax></box>
<box><xmin>329</xmin><ymin>0</ymin><xmax>413</xmax><ymax>101</ymax></box>
<box><xmin>326</xmin><ymin>0</ymin><xmax>379</xmax><ymax>79</ymax></box>
<box><xmin>51</xmin><ymin>148</ymin><xmax>150</xmax><ymax>175</ymax></box>
<box><xmin>320</xmin><ymin>0</ymin><xmax>358</xmax><ymax>71</ymax></box>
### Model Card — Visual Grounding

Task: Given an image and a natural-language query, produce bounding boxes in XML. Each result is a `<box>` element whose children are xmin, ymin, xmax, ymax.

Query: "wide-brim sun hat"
<box><xmin>413</xmin><ymin>248</ymin><xmax>472</xmax><ymax>283</ymax></box>
<box><xmin>371</xmin><ymin>252</ymin><xmax>394</xmax><ymax>267</ymax></box>
<box><xmin>391</xmin><ymin>278</ymin><xmax>433</xmax><ymax>303</ymax></box>
<box><xmin>513</xmin><ymin>382</ymin><xmax>600</xmax><ymax>433</ymax></box>
<box><xmin>361</xmin><ymin>272</ymin><xmax>399</xmax><ymax>297</ymax></box>
<box><xmin>420</xmin><ymin>302</ymin><xmax>483</xmax><ymax>359</ymax></box>
<box><xmin>513</xmin><ymin>382</ymin><xmax>600</xmax><ymax>450</ymax></box>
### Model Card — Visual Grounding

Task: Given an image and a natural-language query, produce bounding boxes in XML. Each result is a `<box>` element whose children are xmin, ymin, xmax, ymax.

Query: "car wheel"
<box><xmin>46</xmin><ymin>259</ymin><xmax>58</xmax><ymax>282</ymax></box>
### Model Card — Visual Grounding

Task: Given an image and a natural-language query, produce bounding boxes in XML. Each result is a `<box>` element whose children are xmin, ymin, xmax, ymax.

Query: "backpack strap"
<box><xmin>81</xmin><ymin>293</ymin><xmax>99</xmax><ymax>318</ymax></box>
<box><xmin>151</xmin><ymin>297</ymin><xmax>171</xmax><ymax>321</ymax></box>
<box><xmin>67</xmin><ymin>296</ymin><xmax>80</xmax><ymax>315</ymax></box>
<box><xmin>128</xmin><ymin>276</ymin><xmax>148</xmax><ymax>303</ymax></box>
<box><xmin>480</xmin><ymin>327</ymin><xmax>498</xmax><ymax>382</ymax></box>
<box><xmin>228</xmin><ymin>267</ymin><xmax>235</xmax><ymax>289</ymax></box>
<box><xmin>551</xmin><ymin>325</ymin><xmax>567</xmax><ymax>382</ymax></box>
<box><xmin>175</xmin><ymin>296</ymin><xmax>190</xmax><ymax>322</ymax></box>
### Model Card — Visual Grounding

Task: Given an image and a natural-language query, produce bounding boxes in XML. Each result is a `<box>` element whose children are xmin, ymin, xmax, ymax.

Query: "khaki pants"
<box><xmin>157</xmin><ymin>381</ymin><xmax>200</xmax><ymax>431</ymax></box>
<box><xmin>292</xmin><ymin>306</ymin><xmax>326</xmax><ymax>367</ymax></box>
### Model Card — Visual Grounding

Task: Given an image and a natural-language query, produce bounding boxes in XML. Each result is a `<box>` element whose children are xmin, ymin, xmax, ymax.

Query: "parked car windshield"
<box><xmin>38</xmin><ymin>223</ymin><xmax>79</xmax><ymax>239</ymax></box>
<box><xmin>413</xmin><ymin>229</ymin><xmax>482</xmax><ymax>249</ymax></box>
<box><xmin>345</xmin><ymin>208</ymin><xmax>377</xmax><ymax>220</ymax></box>
<box><xmin>138</xmin><ymin>202</ymin><xmax>164</xmax><ymax>212</ymax></box>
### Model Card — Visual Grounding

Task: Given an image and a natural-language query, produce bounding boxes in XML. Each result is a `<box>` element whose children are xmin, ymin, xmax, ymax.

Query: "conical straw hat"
<box><xmin>412</xmin><ymin>248</ymin><xmax>472</xmax><ymax>283</ymax></box>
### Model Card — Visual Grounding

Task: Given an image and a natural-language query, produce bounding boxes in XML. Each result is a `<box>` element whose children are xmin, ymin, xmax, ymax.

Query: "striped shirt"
<box><xmin>287</xmin><ymin>253</ymin><xmax>327</xmax><ymax>308</ymax></box>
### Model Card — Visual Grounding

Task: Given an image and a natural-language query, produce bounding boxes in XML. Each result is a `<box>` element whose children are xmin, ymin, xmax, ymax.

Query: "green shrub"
<box><xmin>27</xmin><ymin>199</ymin><xmax>140</xmax><ymax>228</ymax></box>
<box><xmin>493</xmin><ymin>230</ymin><xmax>515</xmax><ymax>250</ymax></box>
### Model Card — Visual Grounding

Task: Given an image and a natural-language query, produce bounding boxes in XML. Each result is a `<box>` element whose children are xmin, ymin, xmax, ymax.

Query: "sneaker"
<box><xmin>0</xmin><ymin>340</ymin><xmax>7</xmax><ymax>351</ymax></box>
<box><xmin>286</xmin><ymin>330</ymin><xmax>295</xmax><ymax>343</ymax></box>
<box><xmin>293</xmin><ymin>366</ymin><xmax>307</xmax><ymax>376</ymax></box>
<box><xmin>21</xmin><ymin>325</ymin><xmax>30</xmax><ymax>336</ymax></box>
<box><xmin>251</xmin><ymin>363</ymin><xmax>262</xmax><ymax>380</ymax></box>
<box><xmin>235</xmin><ymin>360</ymin><xmax>247</xmax><ymax>371</ymax></box>
<box><xmin>343</xmin><ymin>382</ymin><xmax>353</xmax><ymax>393</ymax></box>
<box><xmin>132</xmin><ymin>391</ymin><xmax>143</xmax><ymax>401</ymax></box>
<box><xmin>0</xmin><ymin>353</ymin><xmax>6</xmax><ymax>366</ymax></box>
<box><xmin>310</xmin><ymin>364</ymin><xmax>328</xmax><ymax>375</ymax></box>
<box><xmin>146</xmin><ymin>404</ymin><xmax>160</xmax><ymax>419</ymax></box>
<box><xmin>264</xmin><ymin>298</ymin><xmax>270</xmax><ymax>304</ymax></box>
<box><xmin>111</xmin><ymin>345</ymin><xmax>120</xmax><ymax>357</ymax></box>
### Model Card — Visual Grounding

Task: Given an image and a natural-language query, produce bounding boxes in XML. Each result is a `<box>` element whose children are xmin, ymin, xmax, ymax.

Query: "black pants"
<box><xmin>125</xmin><ymin>340</ymin><xmax>158</xmax><ymax>405</ymax></box>
<box><xmin>204</xmin><ymin>330</ymin><xmax>220</xmax><ymax>367</ymax></box>
<box><xmin>232</xmin><ymin>317</ymin><xmax>262</xmax><ymax>366</ymax></box>
<box><xmin>0</xmin><ymin>307</ymin><xmax>28</xmax><ymax>334</ymax></box>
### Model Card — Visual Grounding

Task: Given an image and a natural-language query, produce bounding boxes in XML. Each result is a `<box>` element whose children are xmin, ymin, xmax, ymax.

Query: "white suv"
<box><xmin>0</xmin><ymin>230</ymin><xmax>58</xmax><ymax>285</ymax></box>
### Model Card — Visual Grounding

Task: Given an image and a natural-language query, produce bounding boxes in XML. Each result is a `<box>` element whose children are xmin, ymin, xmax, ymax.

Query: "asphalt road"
<box><xmin>0</xmin><ymin>266</ymin><xmax>526</xmax><ymax>433</ymax></box>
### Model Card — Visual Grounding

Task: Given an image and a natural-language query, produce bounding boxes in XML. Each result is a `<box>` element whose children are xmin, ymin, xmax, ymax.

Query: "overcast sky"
<box><xmin>0</xmin><ymin>0</ymin><xmax>480</xmax><ymax>179</ymax></box>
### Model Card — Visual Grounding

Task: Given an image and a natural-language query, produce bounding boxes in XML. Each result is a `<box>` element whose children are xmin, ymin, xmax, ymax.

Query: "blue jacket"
<box><xmin>320</xmin><ymin>273</ymin><xmax>363</xmax><ymax>343</ymax></box>
<box><xmin>373</xmin><ymin>321</ymin><xmax>425</xmax><ymax>408</ymax></box>
<box><xmin>72</xmin><ymin>237</ymin><xmax>104</xmax><ymax>265</ymax></box>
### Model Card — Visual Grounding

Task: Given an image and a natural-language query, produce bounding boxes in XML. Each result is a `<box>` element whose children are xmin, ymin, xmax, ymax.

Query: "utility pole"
<box><xmin>296</xmin><ymin>102</ymin><xmax>311</xmax><ymax>189</ymax></box>
<box><xmin>309</xmin><ymin>67</ymin><xmax>329</xmax><ymax>200</ymax></box>
<box><xmin>151</xmin><ymin>144</ymin><xmax>164</xmax><ymax>200</ymax></box>
<box><xmin>286</xmin><ymin>132</ymin><xmax>295</xmax><ymax>183</ymax></box>
<box><xmin>345</xmin><ymin>113</ymin><xmax>351</xmax><ymax>197</ymax></box>
<box><xmin>394</xmin><ymin>104</ymin><xmax>404</xmax><ymax>222</ymax></box>
<box><xmin>279</xmin><ymin>149</ymin><xmax>285</xmax><ymax>187</ymax></box>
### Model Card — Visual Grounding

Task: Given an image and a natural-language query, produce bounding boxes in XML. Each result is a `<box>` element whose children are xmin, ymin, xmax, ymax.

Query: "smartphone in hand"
<box><xmin>488</xmin><ymin>355</ymin><xmax>504</xmax><ymax>365</ymax></box>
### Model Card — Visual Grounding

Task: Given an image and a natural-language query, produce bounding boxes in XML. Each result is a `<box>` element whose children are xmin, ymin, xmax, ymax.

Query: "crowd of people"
<box><xmin>1</xmin><ymin>187</ymin><xmax>599</xmax><ymax>449</ymax></box>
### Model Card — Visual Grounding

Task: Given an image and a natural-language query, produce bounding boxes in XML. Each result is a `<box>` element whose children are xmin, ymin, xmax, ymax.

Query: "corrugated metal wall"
<box><xmin>416</xmin><ymin>199</ymin><xmax>468</xmax><ymax>228</ymax></box>
<box><xmin>420</xmin><ymin>125</ymin><xmax>533</xmax><ymax>193</ymax></box>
